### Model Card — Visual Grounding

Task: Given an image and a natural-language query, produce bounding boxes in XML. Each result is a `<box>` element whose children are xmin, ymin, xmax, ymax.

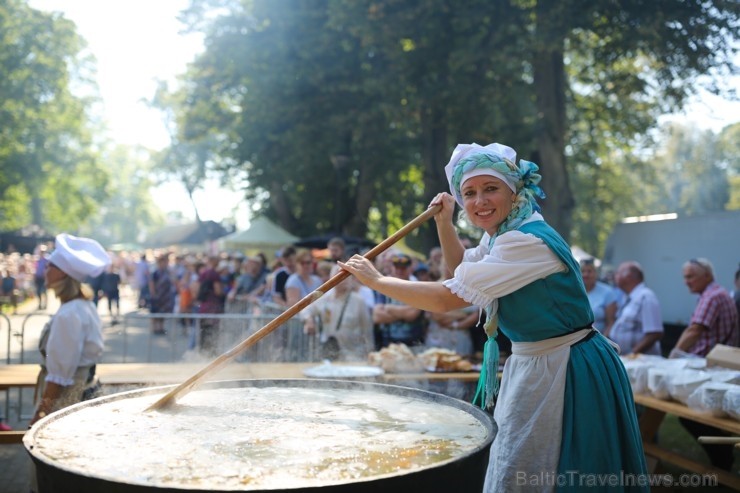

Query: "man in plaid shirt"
<box><xmin>673</xmin><ymin>258</ymin><xmax>739</xmax><ymax>357</ymax></box>
<box><xmin>674</xmin><ymin>257</ymin><xmax>739</xmax><ymax>472</ymax></box>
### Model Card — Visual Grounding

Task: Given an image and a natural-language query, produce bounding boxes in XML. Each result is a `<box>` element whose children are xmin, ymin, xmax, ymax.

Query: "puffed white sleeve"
<box><xmin>462</xmin><ymin>233</ymin><xmax>492</xmax><ymax>263</ymax></box>
<box><xmin>443</xmin><ymin>230</ymin><xmax>566</xmax><ymax>308</ymax></box>
<box><xmin>45</xmin><ymin>311</ymin><xmax>85</xmax><ymax>386</ymax></box>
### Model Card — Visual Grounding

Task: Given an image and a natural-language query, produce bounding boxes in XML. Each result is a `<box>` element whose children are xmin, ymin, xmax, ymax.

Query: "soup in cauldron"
<box><xmin>27</xmin><ymin>382</ymin><xmax>490</xmax><ymax>490</ymax></box>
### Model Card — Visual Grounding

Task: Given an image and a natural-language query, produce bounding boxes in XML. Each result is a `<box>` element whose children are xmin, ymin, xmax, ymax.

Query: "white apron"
<box><xmin>483</xmin><ymin>328</ymin><xmax>593</xmax><ymax>493</ymax></box>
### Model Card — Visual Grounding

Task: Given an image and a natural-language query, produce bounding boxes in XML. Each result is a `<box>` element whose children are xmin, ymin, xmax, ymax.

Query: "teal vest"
<box><xmin>497</xmin><ymin>221</ymin><xmax>594</xmax><ymax>342</ymax></box>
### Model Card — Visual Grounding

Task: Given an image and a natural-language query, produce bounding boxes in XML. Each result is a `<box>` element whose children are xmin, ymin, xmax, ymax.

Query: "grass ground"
<box><xmin>651</xmin><ymin>414</ymin><xmax>739</xmax><ymax>492</ymax></box>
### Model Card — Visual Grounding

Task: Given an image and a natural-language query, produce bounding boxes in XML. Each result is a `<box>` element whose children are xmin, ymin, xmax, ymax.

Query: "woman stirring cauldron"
<box><xmin>30</xmin><ymin>233</ymin><xmax>111</xmax><ymax>427</ymax></box>
<box><xmin>340</xmin><ymin>143</ymin><xmax>648</xmax><ymax>492</ymax></box>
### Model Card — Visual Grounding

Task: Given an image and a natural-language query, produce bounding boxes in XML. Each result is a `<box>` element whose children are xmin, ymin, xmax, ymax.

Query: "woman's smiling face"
<box><xmin>461</xmin><ymin>175</ymin><xmax>516</xmax><ymax>235</ymax></box>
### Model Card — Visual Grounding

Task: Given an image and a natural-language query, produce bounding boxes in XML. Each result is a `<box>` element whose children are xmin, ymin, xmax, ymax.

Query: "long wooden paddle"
<box><xmin>146</xmin><ymin>205</ymin><xmax>441</xmax><ymax>411</ymax></box>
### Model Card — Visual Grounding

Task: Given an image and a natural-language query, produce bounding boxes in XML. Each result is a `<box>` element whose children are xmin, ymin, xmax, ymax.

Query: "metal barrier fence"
<box><xmin>10</xmin><ymin>313</ymin><xmax>50</xmax><ymax>422</ymax></box>
<box><xmin>18</xmin><ymin>313</ymin><xmax>50</xmax><ymax>364</ymax></box>
<box><xmin>0</xmin><ymin>313</ymin><xmax>11</xmax><ymax>422</ymax></box>
<box><xmin>9</xmin><ymin>301</ymin><xmax>320</xmax><ymax>365</ymax></box>
<box><xmin>116</xmin><ymin>311</ymin><xmax>320</xmax><ymax>364</ymax></box>
<box><xmin>0</xmin><ymin>313</ymin><xmax>10</xmax><ymax>365</ymax></box>
<box><xmin>3</xmin><ymin>301</ymin><xmax>321</xmax><ymax>422</ymax></box>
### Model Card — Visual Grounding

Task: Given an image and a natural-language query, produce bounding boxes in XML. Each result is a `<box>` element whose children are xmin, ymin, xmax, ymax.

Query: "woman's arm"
<box><xmin>30</xmin><ymin>381</ymin><xmax>63</xmax><ymax>425</ymax></box>
<box><xmin>341</xmin><ymin>256</ymin><xmax>469</xmax><ymax>313</ymax></box>
<box><xmin>343</xmin><ymin>229</ymin><xmax>565</xmax><ymax>314</ymax></box>
<box><xmin>431</xmin><ymin>193</ymin><xmax>465</xmax><ymax>274</ymax></box>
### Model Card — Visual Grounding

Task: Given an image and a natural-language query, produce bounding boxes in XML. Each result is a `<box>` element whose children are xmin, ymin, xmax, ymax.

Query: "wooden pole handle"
<box><xmin>697</xmin><ymin>436</ymin><xmax>740</xmax><ymax>445</ymax></box>
<box><xmin>146</xmin><ymin>205</ymin><xmax>441</xmax><ymax>411</ymax></box>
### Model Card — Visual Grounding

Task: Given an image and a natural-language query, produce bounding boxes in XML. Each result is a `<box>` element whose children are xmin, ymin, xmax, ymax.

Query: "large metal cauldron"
<box><xmin>25</xmin><ymin>379</ymin><xmax>494</xmax><ymax>493</ymax></box>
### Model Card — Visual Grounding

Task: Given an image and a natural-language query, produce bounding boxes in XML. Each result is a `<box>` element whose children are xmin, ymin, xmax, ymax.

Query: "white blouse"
<box><xmin>443</xmin><ymin>214</ymin><xmax>566</xmax><ymax>310</ymax></box>
<box><xmin>45</xmin><ymin>299</ymin><xmax>104</xmax><ymax>386</ymax></box>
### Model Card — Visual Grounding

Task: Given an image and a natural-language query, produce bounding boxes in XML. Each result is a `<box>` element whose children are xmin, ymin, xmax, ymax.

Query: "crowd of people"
<box><xmin>1</xmin><ymin>222</ymin><xmax>737</xmax><ymax>378</ymax></box>
<box><xmin>0</xmin><ymin>247</ymin><xmax>50</xmax><ymax>313</ymax></box>
<box><xmin>5</xmin><ymin>229</ymin><xmax>734</xmax><ymax>366</ymax></box>
<box><xmin>112</xmin><ymin>239</ymin><xmax>486</xmax><ymax>361</ymax></box>
<box><xmin>579</xmin><ymin>257</ymin><xmax>740</xmax><ymax>359</ymax></box>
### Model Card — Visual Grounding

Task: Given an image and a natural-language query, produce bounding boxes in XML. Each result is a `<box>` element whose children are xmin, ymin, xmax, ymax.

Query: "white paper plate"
<box><xmin>303</xmin><ymin>363</ymin><xmax>384</xmax><ymax>379</ymax></box>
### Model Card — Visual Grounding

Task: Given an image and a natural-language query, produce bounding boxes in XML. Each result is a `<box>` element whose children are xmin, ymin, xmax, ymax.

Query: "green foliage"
<box><xmin>728</xmin><ymin>175</ymin><xmax>740</xmax><ymax>211</ymax></box>
<box><xmin>2</xmin><ymin>0</ymin><xmax>736</xmax><ymax>253</ymax></box>
<box><xmin>162</xmin><ymin>0</ymin><xmax>738</xmax><ymax>253</ymax></box>
<box><xmin>649</xmin><ymin>123</ymin><xmax>732</xmax><ymax>215</ymax></box>
<box><xmin>571</xmin><ymin>120</ymin><xmax>739</xmax><ymax>257</ymax></box>
<box><xmin>717</xmin><ymin>122</ymin><xmax>740</xmax><ymax>176</ymax></box>
<box><xmin>77</xmin><ymin>145</ymin><xmax>165</xmax><ymax>246</ymax></box>
<box><xmin>0</xmin><ymin>0</ymin><xmax>731</xmax><ymax>253</ymax></box>
<box><xmin>0</xmin><ymin>0</ymin><xmax>107</xmax><ymax>232</ymax></box>
<box><xmin>0</xmin><ymin>183</ymin><xmax>32</xmax><ymax>230</ymax></box>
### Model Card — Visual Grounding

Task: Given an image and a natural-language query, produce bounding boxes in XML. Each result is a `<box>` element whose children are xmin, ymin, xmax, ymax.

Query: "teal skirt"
<box><xmin>558</xmin><ymin>334</ymin><xmax>649</xmax><ymax>492</ymax></box>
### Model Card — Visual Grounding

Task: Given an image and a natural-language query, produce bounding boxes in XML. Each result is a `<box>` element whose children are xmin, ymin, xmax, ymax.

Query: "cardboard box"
<box><xmin>706</xmin><ymin>344</ymin><xmax>740</xmax><ymax>371</ymax></box>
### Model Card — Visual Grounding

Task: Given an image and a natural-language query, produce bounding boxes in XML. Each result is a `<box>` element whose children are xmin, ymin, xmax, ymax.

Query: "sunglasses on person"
<box><xmin>391</xmin><ymin>256</ymin><xmax>411</xmax><ymax>268</ymax></box>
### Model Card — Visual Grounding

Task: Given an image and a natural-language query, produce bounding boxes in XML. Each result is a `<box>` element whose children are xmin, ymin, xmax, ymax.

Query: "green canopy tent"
<box><xmin>218</xmin><ymin>217</ymin><xmax>299</xmax><ymax>258</ymax></box>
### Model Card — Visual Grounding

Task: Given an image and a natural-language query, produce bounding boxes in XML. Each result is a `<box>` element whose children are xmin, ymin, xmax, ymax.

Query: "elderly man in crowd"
<box><xmin>606</xmin><ymin>261</ymin><xmax>663</xmax><ymax>356</ymax></box>
<box><xmin>673</xmin><ymin>257</ymin><xmax>739</xmax><ymax>472</ymax></box>
<box><xmin>672</xmin><ymin>257</ymin><xmax>739</xmax><ymax>356</ymax></box>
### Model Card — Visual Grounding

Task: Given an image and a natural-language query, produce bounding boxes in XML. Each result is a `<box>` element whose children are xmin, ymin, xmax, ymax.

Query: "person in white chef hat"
<box><xmin>30</xmin><ymin>233</ymin><xmax>111</xmax><ymax>426</ymax></box>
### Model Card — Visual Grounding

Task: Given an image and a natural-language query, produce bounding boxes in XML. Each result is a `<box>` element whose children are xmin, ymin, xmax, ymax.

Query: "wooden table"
<box><xmin>634</xmin><ymin>393</ymin><xmax>740</xmax><ymax>489</ymax></box>
<box><xmin>0</xmin><ymin>362</ymin><xmax>480</xmax><ymax>390</ymax></box>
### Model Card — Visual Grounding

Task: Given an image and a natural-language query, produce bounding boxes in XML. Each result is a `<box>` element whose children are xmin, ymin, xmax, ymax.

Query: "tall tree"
<box><xmin>718</xmin><ymin>123</ymin><xmax>740</xmax><ymax>210</ymax></box>
<box><xmin>150</xmin><ymin>81</ymin><xmax>229</xmax><ymax>225</ymax></box>
<box><xmin>176</xmin><ymin>0</ymin><xmax>423</xmax><ymax>238</ymax></box>
<box><xmin>331</xmin><ymin>0</ymin><xmax>534</xmax><ymax>247</ymax></box>
<box><xmin>78</xmin><ymin>145</ymin><xmax>165</xmax><ymax>245</ymax></box>
<box><xmin>530</xmin><ymin>0</ymin><xmax>738</xmax><ymax>238</ymax></box>
<box><xmin>168</xmin><ymin>0</ymin><xmax>738</xmax><ymax>251</ymax></box>
<box><xmin>653</xmin><ymin>123</ymin><xmax>731</xmax><ymax>215</ymax></box>
<box><xmin>0</xmin><ymin>0</ymin><xmax>107</xmax><ymax>231</ymax></box>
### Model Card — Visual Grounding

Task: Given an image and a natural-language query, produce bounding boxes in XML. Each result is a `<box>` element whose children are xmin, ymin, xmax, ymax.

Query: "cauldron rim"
<box><xmin>25</xmin><ymin>378</ymin><xmax>494</xmax><ymax>491</ymax></box>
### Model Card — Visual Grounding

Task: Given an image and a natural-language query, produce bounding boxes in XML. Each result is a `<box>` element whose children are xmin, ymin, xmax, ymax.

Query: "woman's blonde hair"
<box><xmin>295</xmin><ymin>249</ymin><xmax>315</xmax><ymax>266</ymax></box>
<box><xmin>49</xmin><ymin>276</ymin><xmax>93</xmax><ymax>303</ymax></box>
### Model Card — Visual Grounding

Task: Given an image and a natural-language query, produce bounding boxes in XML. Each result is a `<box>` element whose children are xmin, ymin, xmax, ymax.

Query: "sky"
<box><xmin>28</xmin><ymin>1</ymin><xmax>740</xmax><ymax>230</ymax></box>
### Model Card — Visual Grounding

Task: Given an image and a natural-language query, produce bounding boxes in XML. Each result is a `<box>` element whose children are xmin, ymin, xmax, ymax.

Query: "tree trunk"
<box><xmin>270</xmin><ymin>181</ymin><xmax>296</xmax><ymax>233</ymax></box>
<box><xmin>30</xmin><ymin>193</ymin><xmax>43</xmax><ymax>227</ymax></box>
<box><xmin>533</xmin><ymin>2</ymin><xmax>574</xmax><ymax>241</ymax></box>
<box><xmin>347</xmin><ymin>163</ymin><xmax>373</xmax><ymax>239</ymax></box>
<box><xmin>419</xmin><ymin>105</ymin><xmax>449</xmax><ymax>252</ymax></box>
<box><xmin>186</xmin><ymin>188</ymin><xmax>201</xmax><ymax>224</ymax></box>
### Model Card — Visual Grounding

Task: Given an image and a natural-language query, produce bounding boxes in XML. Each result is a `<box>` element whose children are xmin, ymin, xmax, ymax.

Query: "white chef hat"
<box><xmin>48</xmin><ymin>233</ymin><xmax>111</xmax><ymax>282</ymax></box>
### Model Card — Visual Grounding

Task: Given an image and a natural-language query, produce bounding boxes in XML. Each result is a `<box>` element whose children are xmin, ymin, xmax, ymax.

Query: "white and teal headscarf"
<box><xmin>444</xmin><ymin>142</ymin><xmax>546</xmax><ymax>411</ymax></box>
<box><xmin>444</xmin><ymin>142</ymin><xmax>545</xmax><ymax>240</ymax></box>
